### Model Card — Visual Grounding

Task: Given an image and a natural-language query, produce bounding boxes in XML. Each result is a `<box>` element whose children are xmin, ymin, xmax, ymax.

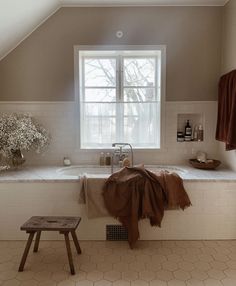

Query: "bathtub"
<box><xmin>57</xmin><ymin>165</ymin><xmax>187</xmax><ymax>177</ymax></box>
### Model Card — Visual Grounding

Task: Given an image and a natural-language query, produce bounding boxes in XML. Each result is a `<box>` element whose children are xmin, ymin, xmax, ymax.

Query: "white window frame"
<box><xmin>74</xmin><ymin>45</ymin><xmax>166</xmax><ymax>150</ymax></box>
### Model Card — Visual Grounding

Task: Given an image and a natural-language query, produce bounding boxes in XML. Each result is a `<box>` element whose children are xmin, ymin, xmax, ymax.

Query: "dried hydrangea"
<box><xmin>0</xmin><ymin>113</ymin><xmax>50</xmax><ymax>158</ymax></box>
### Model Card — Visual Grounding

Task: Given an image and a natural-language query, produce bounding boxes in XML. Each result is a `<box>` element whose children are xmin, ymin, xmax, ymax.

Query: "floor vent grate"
<box><xmin>106</xmin><ymin>225</ymin><xmax>128</xmax><ymax>241</ymax></box>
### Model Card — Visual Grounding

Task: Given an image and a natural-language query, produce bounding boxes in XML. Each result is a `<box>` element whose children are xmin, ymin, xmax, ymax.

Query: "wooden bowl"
<box><xmin>189</xmin><ymin>159</ymin><xmax>221</xmax><ymax>170</ymax></box>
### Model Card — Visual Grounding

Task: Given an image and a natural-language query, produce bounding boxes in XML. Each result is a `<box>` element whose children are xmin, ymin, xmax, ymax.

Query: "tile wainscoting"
<box><xmin>0</xmin><ymin>101</ymin><xmax>219</xmax><ymax>166</ymax></box>
<box><xmin>1</xmin><ymin>180</ymin><xmax>236</xmax><ymax>241</ymax></box>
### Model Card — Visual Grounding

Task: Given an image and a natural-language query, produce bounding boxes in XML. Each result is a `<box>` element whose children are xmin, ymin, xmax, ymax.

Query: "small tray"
<box><xmin>189</xmin><ymin>159</ymin><xmax>221</xmax><ymax>170</ymax></box>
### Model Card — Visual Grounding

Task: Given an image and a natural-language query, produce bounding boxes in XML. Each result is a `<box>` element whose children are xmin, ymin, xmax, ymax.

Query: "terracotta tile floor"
<box><xmin>1</xmin><ymin>240</ymin><xmax>236</xmax><ymax>285</ymax></box>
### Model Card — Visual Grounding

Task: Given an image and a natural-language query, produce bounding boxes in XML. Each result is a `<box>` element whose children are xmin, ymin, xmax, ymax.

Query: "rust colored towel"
<box><xmin>216</xmin><ymin>70</ymin><xmax>236</xmax><ymax>150</ymax></box>
<box><xmin>103</xmin><ymin>166</ymin><xmax>191</xmax><ymax>248</ymax></box>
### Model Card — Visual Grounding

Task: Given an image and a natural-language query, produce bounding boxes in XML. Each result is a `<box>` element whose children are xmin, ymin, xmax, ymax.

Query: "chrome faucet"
<box><xmin>111</xmin><ymin>143</ymin><xmax>134</xmax><ymax>173</ymax></box>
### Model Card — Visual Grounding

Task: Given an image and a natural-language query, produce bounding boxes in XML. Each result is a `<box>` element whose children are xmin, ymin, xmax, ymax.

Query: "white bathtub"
<box><xmin>57</xmin><ymin>165</ymin><xmax>187</xmax><ymax>177</ymax></box>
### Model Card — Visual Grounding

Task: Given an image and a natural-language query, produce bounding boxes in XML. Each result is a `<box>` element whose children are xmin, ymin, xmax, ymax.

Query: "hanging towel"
<box><xmin>216</xmin><ymin>70</ymin><xmax>236</xmax><ymax>150</ymax></box>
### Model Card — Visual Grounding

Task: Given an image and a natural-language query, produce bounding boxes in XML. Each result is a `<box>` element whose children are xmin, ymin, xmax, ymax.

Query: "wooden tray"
<box><xmin>189</xmin><ymin>159</ymin><xmax>221</xmax><ymax>170</ymax></box>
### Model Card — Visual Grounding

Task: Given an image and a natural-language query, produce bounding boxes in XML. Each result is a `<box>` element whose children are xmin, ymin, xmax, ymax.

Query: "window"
<box><xmin>75</xmin><ymin>46</ymin><xmax>165</xmax><ymax>149</ymax></box>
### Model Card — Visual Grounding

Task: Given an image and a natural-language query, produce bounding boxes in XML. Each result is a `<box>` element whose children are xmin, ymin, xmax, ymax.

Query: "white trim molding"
<box><xmin>61</xmin><ymin>0</ymin><xmax>229</xmax><ymax>7</ymax></box>
<box><xmin>74</xmin><ymin>44</ymin><xmax>166</xmax><ymax>150</ymax></box>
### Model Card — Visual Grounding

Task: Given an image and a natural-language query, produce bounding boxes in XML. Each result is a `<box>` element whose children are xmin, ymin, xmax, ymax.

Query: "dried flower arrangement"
<box><xmin>0</xmin><ymin>113</ymin><xmax>50</xmax><ymax>160</ymax></box>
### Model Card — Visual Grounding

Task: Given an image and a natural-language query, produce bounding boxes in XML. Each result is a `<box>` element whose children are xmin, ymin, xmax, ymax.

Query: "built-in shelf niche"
<box><xmin>177</xmin><ymin>113</ymin><xmax>204</xmax><ymax>142</ymax></box>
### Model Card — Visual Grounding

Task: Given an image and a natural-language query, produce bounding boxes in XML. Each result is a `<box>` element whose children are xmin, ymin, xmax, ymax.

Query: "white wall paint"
<box><xmin>0</xmin><ymin>0</ymin><xmax>228</xmax><ymax>61</ymax></box>
<box><xmin>219</xmin><ymin>0</ymin><xmax>236</xmax><ymax>171</ymax></box>
<box><xmin>0</xmin><ymin>0</ymin><xmax>60</xmax><ymax>60</ymax></box>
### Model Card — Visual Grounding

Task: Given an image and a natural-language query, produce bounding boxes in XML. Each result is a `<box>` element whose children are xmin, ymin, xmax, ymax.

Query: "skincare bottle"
<box><xmin>177</xmin><ymin>131</ymin><xmax>184</xmax><ymax>142</ymax></box>
<box><xmin>193</xmin><ymin>126</ymin><xmax>198</xmax><ymax>141</ymax></box>
<box><xmin>198</xmin><ymin>124</ymin><xmax>204</xmax><ymax>141</ymax></box>
<box><xmin>99</xmin><ymin>152</ymin><xmax>105</xmax><ymax>166</ymax></box>
<box><xmin>184</xmin><ymin>120</ymin><xmax>192</xmax><ymax>141</ymax></box>
<box><xmin>105</xmin><ymin>153</ymin><xmax>111</xmax><ymax>166</ymax></box>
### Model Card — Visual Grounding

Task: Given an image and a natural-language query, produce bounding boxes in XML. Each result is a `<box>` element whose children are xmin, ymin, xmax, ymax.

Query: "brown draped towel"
<box><xmin>103</xmin><ymin>166</ymin><xmax>191</xmax><ymax>248</ymax></box>
<box><xmin>216</xmin><ymin>70</ymin><xmax>236</xmax><ymax>150</ymax></box>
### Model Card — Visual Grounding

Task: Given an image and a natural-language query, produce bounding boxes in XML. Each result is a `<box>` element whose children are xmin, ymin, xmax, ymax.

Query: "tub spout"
<box><xmin>111</xmin><ymin>143</ymin><xmax>134</xmax><ymax>173</ymax></box>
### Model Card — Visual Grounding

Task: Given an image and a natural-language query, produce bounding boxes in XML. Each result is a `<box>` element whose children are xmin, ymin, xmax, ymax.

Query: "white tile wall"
<box><xmin>1</xmin><ymin>180</ymin><xmax>236</xmax><ymax>240</ymax></box>
<box><xmin>219</xmin><ymin>142</ymin><xmax>236</xmax><ymax>172</ymax></box>
<box><xmin>0</xmin><ymin>101</ymin><xmax>219</xmax><ymax>166</ymax></box>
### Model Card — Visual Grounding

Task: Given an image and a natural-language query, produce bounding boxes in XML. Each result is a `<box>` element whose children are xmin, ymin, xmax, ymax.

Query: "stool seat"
<box><xmin>18</xmin><ymin>216</ymin><xmax>82</xmax><ymax>275</ymax></box>
<box><xmin>21</xmin><ymin>216</ymin><xmax>81</xmax><ymax>232</ymax></box>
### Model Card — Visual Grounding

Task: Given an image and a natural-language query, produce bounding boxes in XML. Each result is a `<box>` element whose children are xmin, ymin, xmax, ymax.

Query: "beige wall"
<box><xmin>221</xmin><ymin>0</ymin><xmax>236</xmax><ymax>74</ymax></box>
<box><xmin>0</xmin><ymin>6</ymin><xmax>222</xmax><ymax>101</ymax></box>
<box><xmin>220</xmin><ymin>0</ymin><xmax>236</xmax><ymax>171</ymax></box>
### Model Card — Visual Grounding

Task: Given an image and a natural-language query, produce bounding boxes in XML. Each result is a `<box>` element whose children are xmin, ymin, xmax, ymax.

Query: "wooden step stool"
<box><xmin>18</xmin><ymin>216</ymin><xmax>82</xmax><ymax>275</ymax></box>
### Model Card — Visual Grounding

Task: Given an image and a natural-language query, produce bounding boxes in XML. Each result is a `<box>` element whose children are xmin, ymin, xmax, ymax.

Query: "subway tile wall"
<box><xmin>0</xmin><ymin>101</ymin><xmax>219</xmax><ymax>166</ymax></box>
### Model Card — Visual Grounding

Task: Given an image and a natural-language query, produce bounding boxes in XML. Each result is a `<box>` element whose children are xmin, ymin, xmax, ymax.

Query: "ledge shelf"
<box><xmin>177</xmin><ymin>113</ymin><xmax>205</xmax><ymax>142</ymax></box>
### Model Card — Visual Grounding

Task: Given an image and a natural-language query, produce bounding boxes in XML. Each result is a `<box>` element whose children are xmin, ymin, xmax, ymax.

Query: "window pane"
<box><xmin>124</xmin><ymin>102</ymin><xmax>158</xmax><ymax>116</ymax></box>
<box><xmin>124</xmin><ymin>88</ymin><xmax>156</xmax><ymax>102</ymax></box>
<box><xmin>84</xmin><ymin>58</ymin><xmax>116</xmax><ymax>87</ymax></box>
<box><xmin>83</xmin><ymin>102</ymin><xmax>116</xmax><ymax>116</ymax></box>
<box><xmin>124</xmin><ymin>58</ymin><xmax>155</xmax><ymax>87</ymax></box>
<box><xmin>124</xmin><ymin>117</ymin><xmax>157</xmax><ymax>146</ymax></box>
<box><xmin>81</xmin><ymin>117</ymin><xmax>116</xmax><ymax>147</ymax></box>
<box><xmin>84</xmin><ymin>88</ymin><xmax>116</xmax><ymax>102</ymax></box>
<box><xmin>123</xmin><ymin>102</ymin><xmax>160</xmax><ymax>147</ymax></box>
<box><xmin>81</xmin><ymin>102</ymin><xmax>116</xmax><ymax>148</ymax></box>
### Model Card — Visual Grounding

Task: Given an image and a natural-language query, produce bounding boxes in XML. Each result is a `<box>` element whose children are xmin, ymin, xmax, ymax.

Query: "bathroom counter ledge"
<box><xmin>0</xmin><ymin>165</ymin><xmax>235</xmax><ymax>183</ymax></box>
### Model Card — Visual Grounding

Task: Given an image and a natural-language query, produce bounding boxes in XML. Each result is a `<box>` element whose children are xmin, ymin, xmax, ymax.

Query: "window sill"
<box><xmin>76</xmin><ymin>147</ymin><xmax>167</xmax><ymax>152</ymax></box>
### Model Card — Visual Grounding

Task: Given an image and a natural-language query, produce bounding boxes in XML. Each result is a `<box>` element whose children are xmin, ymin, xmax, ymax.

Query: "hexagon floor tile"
<box><xmin>1</xmin><ymin>240</ymin><xmax>236</xmax><ymax>285</ymax></box>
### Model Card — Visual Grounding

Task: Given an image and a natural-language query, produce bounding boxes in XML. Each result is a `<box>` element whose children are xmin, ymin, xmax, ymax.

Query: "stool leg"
<box><xmin>18</xmin><ymin>232</ymin><xmax>35</xmax><ymax>272</ymax></box>
<box><xmin>33</xmin><ymin>231</ymin><xmax>41</xmax><ymax>253</ymax></box>
<box><xmin>71</xmin><ymin>230</ymin><xmax>82</xmax><ymax>254</ymax></box>
<box><xmin>64</xmin><ymin>232</ymin><xmax>75</xmax><ymax>275</ymax></box>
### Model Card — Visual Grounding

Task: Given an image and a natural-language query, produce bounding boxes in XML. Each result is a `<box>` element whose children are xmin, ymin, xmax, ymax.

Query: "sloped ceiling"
<box><xmin>0</xmin><ymin>0</ymin><xmax>229</xmax><ymax>61</ymax></box>
<box><xmin>0</xmin><ymin>0</ymin><xmax>60</xmax><ymax>61</ymax></box>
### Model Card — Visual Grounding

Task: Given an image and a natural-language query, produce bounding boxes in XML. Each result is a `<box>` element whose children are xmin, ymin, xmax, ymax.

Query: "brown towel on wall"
<box><xmin>103</xmin><ymin>166</ymin><xmax>191</xmax><ymax>248</ymax></box>
<box><xmin>216</xmin><ymin>70</ymin><xmax>236</xmax><ymax>150</ymax></box>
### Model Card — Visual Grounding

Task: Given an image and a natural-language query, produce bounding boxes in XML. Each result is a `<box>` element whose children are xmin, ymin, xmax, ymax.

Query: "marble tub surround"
<box><xmin>0</xmin><ymin>166</ymin><xmax>80</xmax><ymax>183</ymax></box>
<box><xmin>0</xmin><ymin>165</ymin><xmax>235</xmax><ymax>183</ymax></box>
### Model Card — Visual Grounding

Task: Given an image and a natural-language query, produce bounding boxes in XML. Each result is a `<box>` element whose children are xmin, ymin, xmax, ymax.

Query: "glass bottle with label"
<box><xmin>99</xmin><ymin>152</ymin><xmax>105</xmax><ymax>166</ymax></box>
<box><xmin>193</xmin><ymin>126</ymin><xmax>198</xmax><ymax>141</ymax></box>
<box><xmin>184</xmin><ymin>120</ymin><xmax>192</xmax><ymax>141</ymax></box>
<box><xmin>197</xmin><ymin>124</ymin><xmax>204</xmax><ymax>141</ymax></box>
<box><xmin>105</xmin><ymin>153</ymin><xmax>111</xmax><ymax>166</ymax></box>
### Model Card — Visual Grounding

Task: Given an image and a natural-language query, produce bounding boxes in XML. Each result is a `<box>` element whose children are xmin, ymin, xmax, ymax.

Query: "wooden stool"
<box><xmin>18</xmin><ymin>216</ymin><xmax>82</xmax><ymax>275</ymax></box>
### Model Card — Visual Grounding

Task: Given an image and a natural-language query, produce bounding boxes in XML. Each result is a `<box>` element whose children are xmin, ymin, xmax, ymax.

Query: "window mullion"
<box><xmin>115</xmin><ymin>55</ymin><xmax>120</xmax><ymax>143</ymax></box>
<box><xmin>154</xmin><ymin>55</ymin><xmax>159</xmax><ymax>145</ymax></box>
<box><xmin>120</xmin><ymin>55</ymin><xmax>124</xmax><ymax>142</ymax></box>
<box><xmin>81</xmin><ymin>57</ymin><xmax>85</xmax><ymax>147</ymax></box>
<box><xmin>116</xmin><ymin>55</ymin><xmax>123</xmax><ymax>142</ymax></box>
